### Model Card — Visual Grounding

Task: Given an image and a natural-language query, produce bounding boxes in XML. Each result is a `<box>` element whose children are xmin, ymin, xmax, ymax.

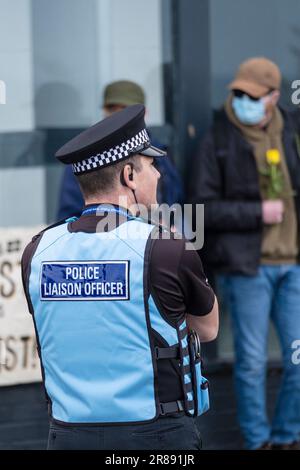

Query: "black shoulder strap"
<box><xmin>30</xmin><ymin>216</ymin><xmax>73</xmax><ymax>243</ymax></box>
<box><xmin>133</xmin><ymin>215</ymin><xmax>171</xmax><ymax>235</ymax></box>
<box><xmin>21</xmin><ymin>217</ymin><xmax>69</xmax><ymax>311</ymax></box>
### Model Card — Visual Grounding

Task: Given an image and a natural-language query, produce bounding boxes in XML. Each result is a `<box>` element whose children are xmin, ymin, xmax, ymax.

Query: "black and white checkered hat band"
<box><xmin>72</xmin><ymin>129</ymin><xmax>150</xmax><ymax>174</ymax></box>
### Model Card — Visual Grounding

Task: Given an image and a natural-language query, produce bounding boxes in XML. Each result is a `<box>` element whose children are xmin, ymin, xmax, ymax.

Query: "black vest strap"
<box><xmin>178</xmin><ymin>325</ymin><xmax>188</xmax><ymax>340</ymax></box>
<box><xmin>160</xmin><ymin>400</ymin><xmax>184</xmax><ymax>415</ymax></box>
<box><xmin>155</xmin><ymin>346</ymin><xmax>180</xmax><ymax>360</ymax></box>
<box><xmin>185</xmin><ymin>381</ymin><xmax>193</xmax><ymax>393</ymax></box>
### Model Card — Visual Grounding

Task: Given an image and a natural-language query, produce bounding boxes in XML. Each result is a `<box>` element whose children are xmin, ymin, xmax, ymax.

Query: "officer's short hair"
<box><xmin>76</xmin><ymin>155</ymin><xmax>142</xmax><ymax>198</ymax></box>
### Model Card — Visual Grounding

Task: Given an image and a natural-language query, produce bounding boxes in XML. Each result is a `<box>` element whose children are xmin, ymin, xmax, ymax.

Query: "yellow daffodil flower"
<box><xmin>266</xmin><ymin>148</ymin><xmax>281</xmax><ymax>165</ymax></box>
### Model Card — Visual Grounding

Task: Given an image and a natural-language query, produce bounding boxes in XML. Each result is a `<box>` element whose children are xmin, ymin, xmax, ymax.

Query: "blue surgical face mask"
<box><xmin>232</xmin><ymin>95</ymin><xmax>265</xmax><ymax>125</ymax></box>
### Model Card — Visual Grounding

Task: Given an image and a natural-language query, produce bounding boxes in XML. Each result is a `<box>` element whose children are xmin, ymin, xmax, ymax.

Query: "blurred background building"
<box><xmin>2</xmin><ymin>0</ymin><xmax>300</xmax><ymax>226</ymax></box>
<box><xmin>1</xmin><ymin>0</ymin><xmax>300</xmax><ymax>449</ymax></box>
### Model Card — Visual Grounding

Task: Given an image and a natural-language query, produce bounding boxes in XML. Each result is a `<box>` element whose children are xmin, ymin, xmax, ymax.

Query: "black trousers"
<box><xmin>47</xmin><ymin>414</ymin><xmax>202</xmax><ymax>450</ymax></box>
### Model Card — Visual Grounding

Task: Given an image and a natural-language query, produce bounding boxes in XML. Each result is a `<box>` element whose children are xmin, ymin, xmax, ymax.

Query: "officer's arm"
<box><xmin>186</xmin><ymin>296</ymin><xmax>219</xmax><ymax>343</ymax></box>
<box><xmin>149</xmin><ymin>236</ymin><xmax>218</xmax><ymax>342</ymax></box>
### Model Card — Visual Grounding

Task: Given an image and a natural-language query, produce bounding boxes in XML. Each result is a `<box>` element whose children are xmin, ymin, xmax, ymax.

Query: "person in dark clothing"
<box><xmin>190</xmin><ymin>57</ymin><xmax>300</xmax><ymax>450</ymax></box>
<box><xmin>57</xmin><ymin>80</ymin><xmax>184</xmax><ymax>220</ymax></box>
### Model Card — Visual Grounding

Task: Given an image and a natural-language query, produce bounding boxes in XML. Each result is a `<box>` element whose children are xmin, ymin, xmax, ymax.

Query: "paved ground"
<box><xmin>0</xmin><ymin>366</ymin><xmax>281</xmax><ymax>450</ymax></box>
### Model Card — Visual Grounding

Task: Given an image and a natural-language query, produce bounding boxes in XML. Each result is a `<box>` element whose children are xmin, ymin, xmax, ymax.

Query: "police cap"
<box><xmin>55</xmin><ymin>104</ymin><xmax>166</xmax><ymax>175</ymax></box>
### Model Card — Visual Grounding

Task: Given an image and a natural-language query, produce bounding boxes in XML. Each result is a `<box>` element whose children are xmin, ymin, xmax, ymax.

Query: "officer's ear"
<box><xmin>120</xmin><ymin>163</ymin><xmax>137</xmax><ymax>190</ymax></box>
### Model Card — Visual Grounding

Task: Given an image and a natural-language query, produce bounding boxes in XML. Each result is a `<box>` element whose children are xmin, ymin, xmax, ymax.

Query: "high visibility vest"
<box><xmin>28</xmin><ymin>215</ymin><xmax>209</xmax><ymax>424</ymax></box>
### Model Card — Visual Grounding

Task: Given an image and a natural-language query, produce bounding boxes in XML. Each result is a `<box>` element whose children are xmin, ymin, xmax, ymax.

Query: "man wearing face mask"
<box><xmin>190</xmin><ymin>57</ymin><xmax>300</xmax><ymax>450</ymax></box>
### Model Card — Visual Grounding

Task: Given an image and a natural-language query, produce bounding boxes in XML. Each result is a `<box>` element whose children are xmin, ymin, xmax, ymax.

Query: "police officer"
<box><xmin>21</xmin><ymin>105</ymin><xmax>219</xmax><ymax>450</ymax></box>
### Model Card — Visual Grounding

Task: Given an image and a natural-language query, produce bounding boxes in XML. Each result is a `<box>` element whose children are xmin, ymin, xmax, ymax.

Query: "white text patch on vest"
<box><xmin>40</xmin><ymin>261</ymin><xmax>129</xmax><ymax>301</ymax></box>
